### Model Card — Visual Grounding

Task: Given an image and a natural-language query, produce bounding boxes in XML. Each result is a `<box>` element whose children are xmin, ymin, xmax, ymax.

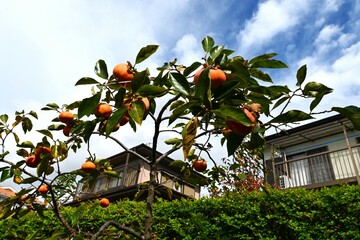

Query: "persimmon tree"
<box><xmin>1</xmin><ymin>36</ymin><xmax>360</xmax><ymax>239</ymax></box>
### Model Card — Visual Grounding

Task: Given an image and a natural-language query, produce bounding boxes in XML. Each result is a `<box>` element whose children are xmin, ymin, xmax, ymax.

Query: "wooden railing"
<box><xmin>274</xmin><ymin>145</ymin><xmax>360</xmax><ymax>189</ymax></box>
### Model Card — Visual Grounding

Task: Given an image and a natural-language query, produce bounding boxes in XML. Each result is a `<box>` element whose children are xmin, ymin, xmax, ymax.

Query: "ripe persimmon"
<box><xmin>99</xmin><ymin>198</ymin><xmax>110</xmax><ymax>208</ymax></box>
<box><xmin>192</xmin><ymin>159</ymin><xmax>207</xmax><ymax>172</ymax></box>
<box><xmin>63</xmin><ymin>125</ymin><xmax>72</xmax><ymax>137</ymax></box>
<box><xmin>119</xmin><ymin>114</ymin><xmax>130</xmax><ymax>126</ymax></box>
<box><xmin>194</xmin><ymin>67</ymin><xmax>226</xmax><ymax>89</ymax></box>
<box><xmin>34</xmin><ymin>146</ymin><xmax>52</xmax><ymax>162</ymax></box>
<box><xmin>59</xmin><ymin>111</ymin><xmax>74</xmax><ymax>124</ymax></box>
<box><xmin>94</xmin><ymin>103</ymin><xmax>112</xmax><ymax>119</ymax></box>
<box><xmin>113</xmin><ymin>63</ymin><xmax>134</xmax><ymax>88</ymax></box>
<box><xmin>38</xmin><ymin>185</ymin><xmax>49</xmax><ymax>194</ymax></box>
<box><xmin>25</xmin><ymin>154</ymin><xmax>40</xmax><ymax>168</ymax></box>
<box><xmin>225</xmin><ymin>108</ymin><xmax>256</xmax><ymax>136</ymax></box>
<box><xmin>81</xmin><ymin>161</ymin><xmax>96</xmax><ymax>173</ymax></box>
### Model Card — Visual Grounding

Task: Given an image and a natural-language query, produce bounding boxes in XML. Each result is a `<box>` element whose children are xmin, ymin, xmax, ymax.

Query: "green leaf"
<box><xmin>94</xmin><ymin>59</ymin><xmax>108</xmax><ymax>79</ymax></box>
<box><xmin>131</xmin><ymin>69</ymin><xmax>150</xmax><ymax>93</ymax></box>
<box><xmin>213</xmin><ymin>106</ymin><xmax>254</xmax><ymax>126</ymax></box>
<box><xmin>135</xmin><ymin>45</ymin><xmax>159</xmax><ymax>64</ymax></box>
<box><xmin>170</xmin><ymin>100</ymin><xmax>185</xmax><ymax>111</ymax></box>
<box><xmin>272</xmin><ymin>96</ymin><xmax>290</xmax><ymax>110</ymax></box>
<box><xmin>37</xmin><ymin>157</ymin><xmax>50</xmax><ymax>177</ymax></box>
<box><xmin>114</xmin><ymin>88</ymin><xmax>126</xmax><ymax>108</ymax></box>
<box><xmin>0</xmin><ymin>114</ymin><xmax>8</xmax><ymax>123</ymax></box>
<box><xmin>251</xmin><ymin>59</ymin><xmax>288</xmax><ymax>69</ymax></box>
<box><xmin>21</xmin><ymin>117</ymin><xmax>32</xmax><ymax>133</ymax></box>
<box><xmin>0</xmin><ymin>168</ymin><xmax>11</xmax><ymax>182</ymax></box>
<box><xmin>46</xmin><ymin>231</ymin><xmax>67</xmax><ymax>240</ymax></box>
<box><xmin>226</xmin><ymin>132</ymin><xmax>244</xmax><ymax>156</ymax></box>
<box><xmin>332</xmin><ymin>105</ymin><xmax>360</xmax><ymax>130</ymax></box>
<box><xmin>75</xmin><ymin>77</ymin><xmax>100</xmax><ymax>86</ymax></box>
<box><xmin>78</xmin><ymin>92</ymin><xmax>101</xmax><ymax>119</ymax></box>
<box><xmin>249</xmin><ymin>53</ymin><xmax>277</xmax><ymax>65</ymax></box>
<box><xmin>209</xmin><ymin>45</ymin><xmax>224</xmax><ymax>61</ymax></box>
<box><xmin>106</xmin><ymin>106</ymin><xmax>127</xmax><ymax>136</ymax></box>
<box><xmin>169</xmin><ymin>72</ymin><xmax>190</xmax><ymax>95</ymax></box>
<box><xmin>164</xmin><ymin>138</ymin><xmax>182</xmax><ymax>145</ymax></box>
<box><xmin>268</xmin><ymin>110</ymin><xmax>313</xmax><ymax>124</ymax></box>
<box><xmin>303</xmin><ymin>82</ymin><xmax>333</xmax><ymax>98</ymax></box>
<box><xmin>296</xmin><ymin>64</ymin><xmax>307</xmax><ymax>86</ymax></box>
<box><xmin>48</xmin><ymin>124</ymin><xmax>64</xmax><ymax>131</ymax></box>
<box><xmin>214</xmin><ymin>53</ymin><xmax>228</xmax><ymax>66</ymax></box>
<box><xmin>168</xmin><ymin>101</ymin><xmax>195</xmax><ymax>125</ymax></box>
<box><xmin>202</xmin><ymin>36</ymin><xmax>215</xmax><ymax>53</ymax></box>
<box><xmin>249</xmin><ymin>68</ymin><xmax>273</xmax><ymax>82</ymax></box>
<box><xmin>37</xmin><ymin>129</ymin><xmax>53</xmax><ymax>139</ymax></box>
<box><xmin>183</xmin><ymin>62</ymin><xmax>202</xmax><ymax>77</ymax></box>
<box><xmin>16</xmin><ymin>149</ymin><xmax>28</xmax><ymax>157</ymax></box>
<box><xmin>44</xmin><ymin>103</ymin><xmax>59</xmax><ymax>109</ymax></box>
<box><xmin>128</xmin><ymin>101</ymin><xmax>145</xmax><ymax>125</ymax></box>
<box><xmin>67</xmin><ymin>100</ymin><xmax>81</xmax><ymax>110</ymax></box>
<box><xmin>12</xmin><ymin>132</ymin><xmax>20</xmax><ymax>144</ymax></box>
<box><xmin>266</xmin><ymin>85</ymin><xmax>291</xmax><ymax>99</ymax></box>
<box><xmin>104</xmin><ymin>170</ymin><xmax>120</xmax><ymax>178</ymax></box>
<box><xmin>310</xmin><ymin>96</ymin><xmax>323</xmax><ymax>112</ymax></box>
<box><xmin>28</xmin><ymin>111</ymin><xmax>38</xmax><ymax>119</ymax></box>
<box><xmin>82</xmin><ymin>120</ymin><xmax>97</xmax><ymax>143</ymax></box>
<box><xmin>169</xmin><ymin>159</ymin><xmax>186</xmax><ymax>168</ymax></box>
<box><xmin>138</xmin><ymin>85</ymin><xmax>167</xmax><ymax>97</ymax></box>
<box><xmin>17</xmin><ymin>141</ymin><xmax>35</xmax><ymax>148</ymax></box>
<box><xmin>194</xmin><ymin>68</ymin><xmax>211</xmax><ymax>108</ymax></box>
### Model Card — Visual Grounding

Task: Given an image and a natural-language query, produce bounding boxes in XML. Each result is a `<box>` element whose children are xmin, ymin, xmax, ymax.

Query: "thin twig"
<box><xmin>91</xmin><ymin>220</ymin><xmax>144</xmax><ymax>240</ymax></box>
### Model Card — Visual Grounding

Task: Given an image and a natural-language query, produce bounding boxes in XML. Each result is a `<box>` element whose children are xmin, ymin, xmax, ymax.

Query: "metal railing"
<box><xmin>274</xmin><ymin>145</ymin><xmax>360</xmax><ymax>189</ymax></box>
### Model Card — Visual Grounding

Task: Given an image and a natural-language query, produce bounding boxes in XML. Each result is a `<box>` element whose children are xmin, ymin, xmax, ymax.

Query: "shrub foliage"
<box><xmin>1</xmin><ymin>185</ymin><xmax>359</xmax><ymax>239</ymax></box>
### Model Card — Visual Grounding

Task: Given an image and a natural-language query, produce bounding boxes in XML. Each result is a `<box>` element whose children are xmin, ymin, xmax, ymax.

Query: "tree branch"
<box><xmin>91</xmin><ymin>220</ymin><xmax>144</xmax><ymax>240</ymax></box>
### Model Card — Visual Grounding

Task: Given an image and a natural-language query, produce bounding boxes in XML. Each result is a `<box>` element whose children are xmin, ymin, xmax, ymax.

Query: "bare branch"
<box><xmin>91</xmin><ymin>220</ymin><xmax>144</xmax><ymax>240</ymax></box>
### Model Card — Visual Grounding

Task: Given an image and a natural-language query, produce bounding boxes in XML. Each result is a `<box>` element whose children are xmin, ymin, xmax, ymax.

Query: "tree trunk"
<box><xmin>144</xmin><ymin>164</ymin><xmax>156</xmax><ymax>239</ymax></box>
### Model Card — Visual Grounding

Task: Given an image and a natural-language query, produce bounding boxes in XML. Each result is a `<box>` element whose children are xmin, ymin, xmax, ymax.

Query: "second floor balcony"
<box><xmin>268</xmin><ymin>145</ymin><xmax>360</xmax><ymax>189</ymax></box>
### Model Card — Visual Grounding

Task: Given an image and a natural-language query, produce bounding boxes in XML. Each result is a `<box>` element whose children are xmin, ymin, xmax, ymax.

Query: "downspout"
<box><xmin>341</xmin><ymin>122</ymin><xmax>360</xmax><ymax>184</ymax></box>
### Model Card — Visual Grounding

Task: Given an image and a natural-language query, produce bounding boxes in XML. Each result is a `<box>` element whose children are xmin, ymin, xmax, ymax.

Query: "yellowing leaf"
<box><xmin>182</xmin><ymin>117</ymin><xmax>198</xmax><ymax>160</ymax></box>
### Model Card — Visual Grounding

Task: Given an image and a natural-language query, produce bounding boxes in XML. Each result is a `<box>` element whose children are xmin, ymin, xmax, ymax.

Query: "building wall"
<box><xmin>138</xmin><ymin>162</ymin><xmax>150</xmax><ymax>184</ymax></box>
<box><xmin>265</xmin><ymin>129</ymin><xmax>360</xmax><ymax>187</ymax></box>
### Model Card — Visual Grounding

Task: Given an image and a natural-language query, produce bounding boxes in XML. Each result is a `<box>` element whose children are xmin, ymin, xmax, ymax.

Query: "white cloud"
<box><xmin>323</xmin><ymin>0</ymin><xmax>344</xmax><ymax>12</ymax></box>
<box><xmin>315</xmin><ymin>24</ymin><xmax>341</xmax><ymax>44</ymax></box>
<box><xmin>236</xmin><ymin>0</ymin><xmax>312</xmax><ymax>57</ymax></box>
<box><xmin>172</xmin><ymin>34</ymin><xmax>203</xmax><ymax>66</ymax></box>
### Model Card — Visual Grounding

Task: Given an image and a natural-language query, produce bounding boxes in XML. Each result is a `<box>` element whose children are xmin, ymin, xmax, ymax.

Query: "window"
<box><xmin>93</xmin><ymin>177</ymin><xmax>109</xmax><ymax>192</ymax></box>
<box><xmin>286</xmin><ymin>146</ymin><xmax>334</xmax><ymax>186</ymax></box>
<box><xmin>108</xmin><ymin>171</ymin><xmax>123</xmax><ymax>189</ymax></box>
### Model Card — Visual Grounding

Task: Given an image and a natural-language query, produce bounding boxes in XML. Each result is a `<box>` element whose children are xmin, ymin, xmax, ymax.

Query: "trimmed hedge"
<box><xmin>1</xmin><ymin>185</ymin><xmax>360</xmax><ymax>239</ymax></box>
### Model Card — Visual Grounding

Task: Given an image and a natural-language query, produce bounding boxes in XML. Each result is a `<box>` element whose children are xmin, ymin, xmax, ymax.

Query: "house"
<box><xmin>264</xmin><ymin>114</ymin><xmax>360</xmax><ymax>189</ymax></box>
<box><xmin>74</xmin><ymin>144</ymin><xmax>208</xmax><ymax>203</ymax></box>
<box><xmin>0</xmin><ymin>186</ymin><xmax>17</xmax><ymax>202</ymax></box>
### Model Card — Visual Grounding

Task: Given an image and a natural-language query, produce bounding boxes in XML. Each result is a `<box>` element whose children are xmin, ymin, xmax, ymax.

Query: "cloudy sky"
<box><xmin>1</xmin><ymin>0</ymin><xmax>360</xmax><ymax>190</ymax></box>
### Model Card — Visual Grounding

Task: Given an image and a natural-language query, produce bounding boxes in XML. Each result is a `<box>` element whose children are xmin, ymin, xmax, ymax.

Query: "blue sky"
<box><xmin>1</xmin><ymin>0</ymin><xmax>360</xmax><ymax>190</ymax></box>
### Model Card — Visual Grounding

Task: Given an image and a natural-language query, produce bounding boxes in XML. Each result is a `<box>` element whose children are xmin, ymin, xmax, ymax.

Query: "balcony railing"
<box><xmin>273</xmin><ymin>145</ymin><xmax>360</xmax><ymax>189</ymax></box>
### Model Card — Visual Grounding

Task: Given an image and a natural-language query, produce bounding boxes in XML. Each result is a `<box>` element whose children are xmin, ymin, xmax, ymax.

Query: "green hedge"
<box><xmin>1</xmin><ymin>185</ymin><xmax>360</xmax><ymax>239</ymax></box>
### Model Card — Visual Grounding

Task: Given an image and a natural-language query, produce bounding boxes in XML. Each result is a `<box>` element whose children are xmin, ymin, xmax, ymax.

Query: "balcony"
<box><xmin>271</xmin><ymin>145</ymin><xmax>360</xmax><ymax>189</ymax></box>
